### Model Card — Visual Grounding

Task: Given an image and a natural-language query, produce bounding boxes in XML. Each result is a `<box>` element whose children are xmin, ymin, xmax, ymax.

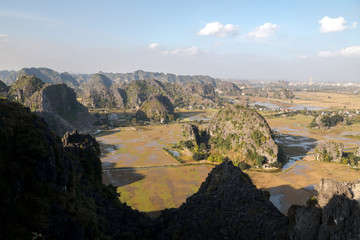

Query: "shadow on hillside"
<box><xmin>264</xmin><ymin>184</ymin><xmax>318</xmax><ymax>215</ymax></box>
<box><xmin>94</xmin><ymin>129</ymin><xmax>121</xmax><ymax>138</ymax></box>
<box><xmin>145</xmin><ymin>210</ymin><xmax>162</xmax><ymax>219</ymax></box>
<box><xmin>274</xmin><ymin>133</ymin><xmax>318</xmax><ymax>156</ymax></box>
<box><xmin>102</xmin><ymin>167</ymin><xmax>145</xmax><ymax>188</ymax></box>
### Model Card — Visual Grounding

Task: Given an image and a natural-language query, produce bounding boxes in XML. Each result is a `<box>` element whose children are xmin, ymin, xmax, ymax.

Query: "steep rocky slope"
<box><xmin>206</xmin><ymin>104</ymin><xmax>283</xmax><ymax>166</ymax></box>
<box><xmin>7</xmin><ymin>75</ymin><xmax>92</xmax><ymax>135</ymax></box>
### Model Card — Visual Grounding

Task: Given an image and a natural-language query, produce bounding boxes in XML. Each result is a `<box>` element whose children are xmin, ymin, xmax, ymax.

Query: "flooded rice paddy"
<box><xmin>98</xmin><ymin>110</ymin><xmax>360</xmax><ymax>216</ymax></box>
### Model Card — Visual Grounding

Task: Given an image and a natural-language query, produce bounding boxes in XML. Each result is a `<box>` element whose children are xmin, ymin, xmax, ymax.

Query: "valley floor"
<box><xmin>98</xmin><ymin>97</ymin><xmax>360</xmax><ymax>216</ymax></box>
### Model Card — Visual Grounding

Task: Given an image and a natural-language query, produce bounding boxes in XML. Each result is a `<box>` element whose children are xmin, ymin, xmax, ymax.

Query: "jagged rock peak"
<box><xmin>157</xmin><ymin>161</ymin><xmax>288</xmax><ymax>239</ymax></box>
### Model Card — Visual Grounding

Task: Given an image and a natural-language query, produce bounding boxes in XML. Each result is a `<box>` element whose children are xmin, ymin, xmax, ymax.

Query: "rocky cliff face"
<box><xmin>289</xmin><ymin>178</ymin><xmax>360</xmax><ymax>240</ymax></box>
<box><xmin>207</xmin><ymin>104</ymin><xmax>283</xmax><ymax>166</ymax></box>
<box><xmin>156</xmin><ymin>161</ymin><xmax>289</xmax><ymax>239</ymax></box>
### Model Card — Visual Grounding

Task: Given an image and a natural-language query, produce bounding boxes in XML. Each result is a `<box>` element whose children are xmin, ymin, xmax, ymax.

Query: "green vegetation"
<box><xmin>341</xmin><ymin>152</ymin><xmax>360</xmax><ymax>166</ymax></box>
<box><xmin>0</xmin><ymin>99</ymin><xmax>120</xmax><ymax>239</ymax></box>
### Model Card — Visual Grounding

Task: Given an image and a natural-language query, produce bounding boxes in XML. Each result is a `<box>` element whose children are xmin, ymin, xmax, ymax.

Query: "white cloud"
<box><xmin>318</xmin><ymin>46</ymin><xmax>360</xmax><ymax>58</ymax></box>
<box><xmin>213</xmin><ymin>42</ymin><xmax>222</xmax><ymax>47</ymax></box>
<box><xmin>298</xmin><ymin>54</ymin><xmax>308</xmax><ymax>59</ymax></box>
<box><xmin>148</xmin><ymin>43</ymin><xmax>159</xmax><ymax>49</ymax></box>
<box><xmin>319</xmin><ymin>16</ymin><xmax>357</xmax><ymax>33</ymax></box>
<box><xmin>247</xmin><ymin>23</ymin><xmax>279</xmax><ymax>39</ymax></box>
<box><xmin>197</xmin><ymin>22</ymin><xmax>238</xmax><ymax>37</ymax></box>
<box><xmin>0</xmin><ymin>33</ymin><xmax>8</xmax><ymax>38</ymax></box>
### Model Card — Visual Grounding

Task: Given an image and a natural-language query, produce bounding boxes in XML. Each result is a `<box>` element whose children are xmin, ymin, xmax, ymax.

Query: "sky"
<box><xmin>0</xmin><ymin>0</ymin><xmax>359</xmax><ymax>82</ymax></box>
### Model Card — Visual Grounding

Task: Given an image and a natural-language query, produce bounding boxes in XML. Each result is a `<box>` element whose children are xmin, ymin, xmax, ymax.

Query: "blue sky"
<box><xmin>0</xmin><ymin>0</ymin><xmax>359</xmax><ymax>82</ymax></box>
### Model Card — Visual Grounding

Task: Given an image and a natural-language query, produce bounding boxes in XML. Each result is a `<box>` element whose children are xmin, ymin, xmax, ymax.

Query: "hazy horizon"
<box><xmin>0</xmin><ymin>0</ymin><xmax>359</xmax><ymax>82</ymax></box>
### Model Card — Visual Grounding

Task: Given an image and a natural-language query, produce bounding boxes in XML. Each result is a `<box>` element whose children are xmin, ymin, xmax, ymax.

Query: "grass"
<box><xmin>114</xmin><ymin>165</ymin><xmax>213</xmax><ymax>216</ymax></box>
<box><xmin>344</xmin><ymin>134</ymin><xmax>360</xmax><ymax>140</ymax></box>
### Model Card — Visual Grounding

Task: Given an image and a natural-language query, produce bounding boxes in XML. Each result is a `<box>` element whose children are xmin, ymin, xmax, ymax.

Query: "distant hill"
<box><xmin>17</xmin><ymin>67</ymin><xmax>79</xmax><ymax>88</ymax></box>
<box><xmin>77</xmin><ymin>78</ymin><xmax>220</xmax><ymax>109</ymax></box>
<box><xmin>0</xmin><ymin>70</ymin><xmax>17</xmax><ymax>85</ymax></box>
<box><xmin>97</xmin><ymin>69</ymin><xmax>219</xmax><ymax>86</ymax></box>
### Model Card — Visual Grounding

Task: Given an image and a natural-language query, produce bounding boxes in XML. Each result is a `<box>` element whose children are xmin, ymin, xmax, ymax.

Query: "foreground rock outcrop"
<box><xmin>289</xmin><ymin>178</ymin><xmax>360</xmax><ymax>240</ymax></box>
<box><xmin>156</xmin><ymin>161</ymin><xmax>289</xmax><ymax>239</ymax></box>
<box><xmin>0</xmin><ymin>100</ymin><xmax>149</xmax><ymax>239</ymax></box>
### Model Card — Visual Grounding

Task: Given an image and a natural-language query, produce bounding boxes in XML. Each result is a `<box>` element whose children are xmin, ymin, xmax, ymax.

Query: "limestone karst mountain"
<box><xmin>206</xmin><ymin>104</ymin><xmax>284</xmax><ymax>166</ymax></box>
<box><xmin>7</xmin><ymin>75</ymin><xmax>92</xmax><ymax>135</ymax></box>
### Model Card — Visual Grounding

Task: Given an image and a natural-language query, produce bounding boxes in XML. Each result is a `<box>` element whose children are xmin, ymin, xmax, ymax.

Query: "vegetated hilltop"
<box><xmin>6</xmin><ymin>75</ymin><xmax>92</xmax><ymax>135</ymax></box>
<box><xmin>206</xmin><ymin>104</ymin><xmax>284</xmax><ymax>167</ymax></box>
<box><xmin>315</xmin><ymin>141</ymin><xmax>359</xmax><ymax>167</ymax></box>
<box><xmin>0</xmin><ymin>99</ymin><xmax>359</xmax><ymax>240</ymax></box>
<box><xmin>309</xmin><ymin>113</ymin><xmax>345</xmax><ymax>130</ymax></box>
<box><xmin>177</xmin><ymin>104</ymin><xmax>284</xmax><ymax>168</ymax></box>
<box><xmin>135</xmin><ymin>94</ymin><xmax>174</xmax><ymax>122</ymax></box>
